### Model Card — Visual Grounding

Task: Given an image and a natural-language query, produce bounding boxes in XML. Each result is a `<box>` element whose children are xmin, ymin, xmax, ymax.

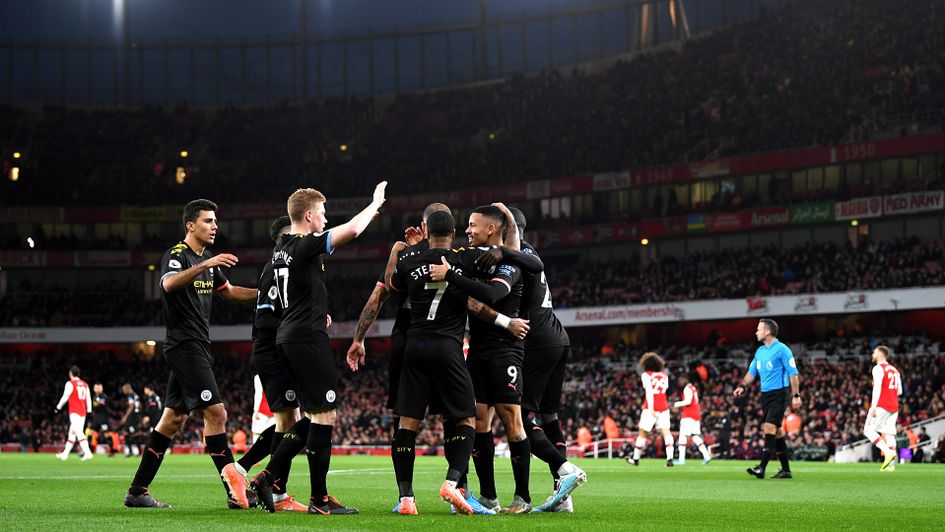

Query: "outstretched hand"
<box><xmin>206</xmin><ymin>253</ymin><xmax>238</xmax><ymax>268</ymax></box>
<box><xmin>373</xmin><ymin>181</ymin><xmax>388</xmax><ymax>205</ymax></box>
<box><xmin>404</xmin><ymin>226</ymin><xmax>423</xmax><ymax>246</ymax></box>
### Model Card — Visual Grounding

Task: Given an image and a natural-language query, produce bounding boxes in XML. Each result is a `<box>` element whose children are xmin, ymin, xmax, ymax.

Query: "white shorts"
<box><xmin>252</xmin><ymin>414</ymin><xmax>276</xmax><ymax>436</ymax></box>
<box><xmin>679</xmin><ymin>417</ymin><xmax>701</xmax><ymax>437</ymax></box>
<box><xmin>639</xmin><ymin>409</ymin><xmax>670</xmax><ymax>432</ymax></box>
<box><xmin>864</xmin><ymin>408</ymin><xmax>898</xmax><ymax>435</ymax></box>
<box><xmin>68</xmin><ymin>413</ymin><xmax>86</xmax><ymax>438</ymax></box>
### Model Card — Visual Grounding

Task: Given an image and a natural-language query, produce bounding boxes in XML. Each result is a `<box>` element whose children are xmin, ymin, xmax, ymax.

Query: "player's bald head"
<box><xmin>422</xmin><ymin>203</ymin><xmax>450</xmax><ymax>223</ymax></box>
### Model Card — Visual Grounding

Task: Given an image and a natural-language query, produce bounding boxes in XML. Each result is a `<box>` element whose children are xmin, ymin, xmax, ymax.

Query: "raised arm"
<box><xmin>329</xmin><ymin>181</ymin><xmax>387</xmax><ymax>249</ymax></box>
<box><xmin>346</xmin><ymin>282</ymin><xmax>391</xmax><ymax>372</ymax></box>
<box><xmin>492</xmin><ymin>202</ymin><xmax>520</xmax><ymax>250</ymax></box>
<box><xmin>383</xmin><ymin>242</ymin><xmax>407</xmax><ymax>292</ymax></box>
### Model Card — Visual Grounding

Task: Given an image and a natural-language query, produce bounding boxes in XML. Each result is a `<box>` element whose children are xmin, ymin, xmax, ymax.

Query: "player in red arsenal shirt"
<box><xmin>627</xmin><ymin>352</ymin><xmax>676</xmax><ymax>467</ymax></box>
<box><xmin>55</xmin><ymin>365</ymin><xmax>93</xmax><ymax>461</ymax></box>
<box><xmin>863</xmin><ymin>345</ymin><xmax>902</xmax><ymax>471</ymax></box>
<box><xmin>673</xmin><ymin>374</ymin><xmax>712</xmax><ymax>465</ymax></box>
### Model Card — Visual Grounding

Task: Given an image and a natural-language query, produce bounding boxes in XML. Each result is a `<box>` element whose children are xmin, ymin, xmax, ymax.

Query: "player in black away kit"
<box><xmin>347</xmin><ymin>203</ymin><xmax>529</xmax><ymax>514</ymax></box>
<box><xmin>386</xmin><ymin>210</ymin><xmax>542</xmax><ymax>515</ymax></box>
<box><xmin>435</xmin><ymin>203</ymin><xmax>582</xmax><ymax>513</ymax></box>
<box><xmin>119</xmin><ymin>383</ymin><xmax>141</xmax><ymax>456</ymax></box>
<box><xmin>235</xmin><ymin>216</ymin><xmax>309</xmax><ymax>512</ymax></box>
<box><xmin>142</xmin><ymin>385</ymin><xmax>163</xmax><ymax>432</ymax></box>
<box><xmin>345</xmin><ymin>203</ymin><xmax>440</xmax><ymax>513</ymax></box>
<box><xmin>250</xmin><ymin>182</ymin><xmax>386</xmax><ymax>516</ymax></box>
<box><xmin>91</xmin><ymin>383</ymin><xmax>109</xmax><ymax>433</ymax></box>
<box><xmin>124</xmin><ymin>199</ymin><xmax>258</xmax><ymax>510</ymax></box>
<box><xmin>507</xmin><ymin>206</ymin><xmax>585</xmax><ymax>513</ymax></box>
<box><xmin>91</xmin><ymin>383</ymin><xmax>114</xmax><ymax>455</ymax></box>
<box><xmin>346</xmin><ymin>203</ymin><xmax>450</xmax><ymax>407</ymax></box>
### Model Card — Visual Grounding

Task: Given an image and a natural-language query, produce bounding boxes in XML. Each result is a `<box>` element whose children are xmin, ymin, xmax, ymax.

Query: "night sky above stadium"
<box><xmin>3</xmin><ymin>0</ymin><xmax>601</xmax><ymax>42</ymax></box>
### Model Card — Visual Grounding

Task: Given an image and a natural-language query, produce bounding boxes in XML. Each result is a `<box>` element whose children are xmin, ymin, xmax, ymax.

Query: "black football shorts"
<box><xmin>252</xmin><ymin>335</ymin><xmax>300</xmax><ymax>411</ymax></box>
<box><xmin>395</xmin><ymin>335</ymin><xmax>476</xmax><ymax>421</ymax></box>
<box><xmin>164</xmin><ymin>340</ymin><xmax>223</xmax><ymax>412</ymax></box>
<box><xmin>280</xmin><ymin>334</ymin><xmax>339</xmax><ymax>412</ymax></box>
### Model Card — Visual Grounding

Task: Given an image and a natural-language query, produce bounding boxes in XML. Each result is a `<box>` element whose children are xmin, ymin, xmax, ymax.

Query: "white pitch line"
<box><xmin>0</xmin><ymin>467</ymin><xmax>430</xmax><ymax>481</ymax></box>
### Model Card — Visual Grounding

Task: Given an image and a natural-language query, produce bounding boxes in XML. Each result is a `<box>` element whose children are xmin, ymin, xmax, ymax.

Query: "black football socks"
<box><xmin>508</xmin><ymin>438</ymin><xmax>532</xmax><ymax>503</ymax></box>
<box><xmin>444</xmin><ymin>424</ymin><xmax>475</xmax><ymax>483</ymax></box>
<box><xmin>129</xmin><ymin>430</ymin><xmax>172</xmax><ymax>495</ymax></box>
<box><xmin>237</xmin><ymin>425</ymin><xmax>275</xmax><ymax>473</ymax></box>
<box><xmin>306</xmin><ymin>423</ymin><xmax>333</xmax><ymax>502</ymax></box>
<box><xmin>472</xmin><ymin>431</ymin><xmax>497</xmax><ymax>500</ymax></box>
<box><xmin>392</xmin><ymin>428</ymin><xmax>418</xmax><ymax>498</ymax></box>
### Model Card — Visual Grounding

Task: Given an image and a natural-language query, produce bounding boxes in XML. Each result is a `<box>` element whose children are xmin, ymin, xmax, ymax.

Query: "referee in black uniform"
<box><xmin>124</xmin><ymin>199</ymin><xmax>258</xmax><ymax>509</ymax></box>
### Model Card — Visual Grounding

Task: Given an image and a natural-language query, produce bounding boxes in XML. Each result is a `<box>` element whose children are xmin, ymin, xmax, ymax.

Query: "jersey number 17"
<box><xmin>274</xmin><ymin>267</ymin><xmax>290</xmax><ymax>308</ymax></box>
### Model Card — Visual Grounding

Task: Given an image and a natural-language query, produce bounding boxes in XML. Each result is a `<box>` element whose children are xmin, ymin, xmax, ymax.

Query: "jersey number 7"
<box><xmin>424</xmin><ymin>281</ymin><xmax>448</xmax><ymax>320</ymax></box>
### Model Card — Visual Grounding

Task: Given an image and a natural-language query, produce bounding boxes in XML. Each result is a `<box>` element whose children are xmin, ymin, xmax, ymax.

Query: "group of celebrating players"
<box><xmin>48</xmin><ymin>180</ymin><xmax>903</xmax><ymax>516</ymax></box>
<box><xmin>118</xmin><ymin>181</ymin><xmax>587</xmax><ymax>515</ymax></box>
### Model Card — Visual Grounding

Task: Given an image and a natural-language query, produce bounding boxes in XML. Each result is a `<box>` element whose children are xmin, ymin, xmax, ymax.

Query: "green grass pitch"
<box><xmin>1</xmin><ymin>453</ymin><xmax>942</xmax><ymax>530</ymax></box>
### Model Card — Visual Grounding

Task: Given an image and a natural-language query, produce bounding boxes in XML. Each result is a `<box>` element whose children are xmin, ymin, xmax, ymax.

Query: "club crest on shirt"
<box><xmin>285</xmin><ymin>390</ymin><xmax>296</xmax><ymax>401</ymax></box>
<box><xmin>325</xmin><ymin>390</ymin><xmax>336</xmax><ymax>403</ymax></box>
<box><xmin>200</xmin><ymin>389</ymin><xmax>212</xmax><ymax>401</ymax></box>
<box><xmin>268</xmin><ymin>286</ymin><xmax>279</xmax><ymax>300</ymax></box>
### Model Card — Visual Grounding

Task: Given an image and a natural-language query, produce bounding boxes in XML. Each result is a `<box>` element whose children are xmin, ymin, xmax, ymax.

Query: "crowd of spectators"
<box><xmin>3</xmin><ymin>335</ymin><xmax>943</xmax><ymax>464</ymax></box>
<box><xmin>3</xmin><ymin>236</ymin><xmax>942</xmax><ymax>327</ymax></box>
<box><xmin>551</xmin><ymin>237</ymin><xmax>945</xmax><ymax>307</ymax></box>
<box><xmin>3</xmin><ymin>0</ymin><xmax>943</xmax><ymax>208</ymax></box>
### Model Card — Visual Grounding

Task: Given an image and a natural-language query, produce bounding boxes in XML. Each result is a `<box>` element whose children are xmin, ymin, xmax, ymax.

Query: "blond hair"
<box><xmin>287</xmin><ymin>188</ymin><xmax>327</xmax><ymax>223</ymax></box>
